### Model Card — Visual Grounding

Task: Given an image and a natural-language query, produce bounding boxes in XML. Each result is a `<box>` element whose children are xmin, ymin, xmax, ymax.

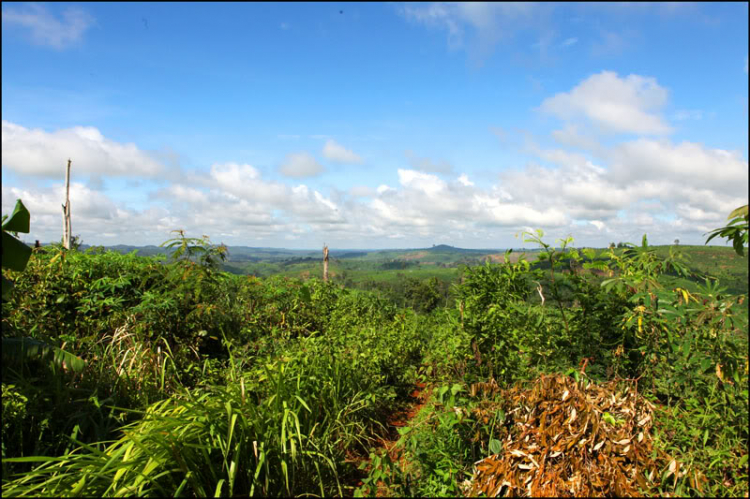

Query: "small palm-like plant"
<box><xmin>2</xmin><ymin>199</ymin><xmax>32</xmax><ymax>299</ymax></box>
<box><xmin>705</xmin><ymin>204</ymin><xmax>749</xmax><ymax>256</ymax></box>
<box><xmin>2</xmin><ymin>199</ymin><xmax>84</xmax><ymax>372</ymax></box>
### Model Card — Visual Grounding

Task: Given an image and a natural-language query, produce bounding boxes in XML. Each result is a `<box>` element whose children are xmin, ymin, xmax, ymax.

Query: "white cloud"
<box><xmin>398</xmin><ymin>169</ymin><xmax>446</xmax><ymax>196</ymax></box>
<box><xmin>1</xmin><ymin>182</ymin><xmax>171</xmax><ymax>245</ymax></box>
<box><xmin>560</xmin><ymin>37</ymin><xmax>578</xmax><ymax>48</ymax></box>
<box><xmin>400</xmin><ymin>2</ymin><xmax>464</xmax><ymax>49</ymax></box>
<box><xmin>590</xmin><ymin>30</ymin><xmax>630</xmax><ymax>57</ymax></box>
<box><xmin>349</xmin><ymin>185</ymin><xmax>375</xmax><ymax>197</ymax></box>
<box><xmin>2</xmin><ymin>3</ymin><xmax>94</xmax><ymax>49</ymax></box>
<box><xmin>5</xmin><ymin>135</ymin><xmax>746</xmax><ymax>247</ymax></box>
<box><xmin>550</xmin><ymin>124</ymin><xmax>604</xmax><ymax>154</ymax></box>
<box><xmin>399</xmin><ymin>2</ymin><xmax>539</xmax><ymax>63</ymax></box>
<box><xmin>457</xmin><ymin>174</ymin><xmax>474</xmax><ymax>186</ymax></box>
<box><xmin>539</xmin><ymin>71</ymin><xmax>672</xmax><ymax>135</ymax></box>
<box><xmin>673</xmin><ymin>110</ymin><xmax>703</xmax><ymax>121</ymax></box>
<box><xmin>1</xmin><ymin>120</ymin><xmax>164</xmax><ymax>178</ymax></box>
<box><xmin>206</xmin><ymin>162</ymin><xmax>342</xmax><ymax>224</ymax></box>
<box><xmin>3</xmin><ymin>63</ymin><xmax>745</xmax><ymax>249</ymax></box>
<box><xmin>607</xmin><ymin>139</ymin><xmax>748</xmax><ymax>196</ymax></box>
<box><xmin>322</xmin><ymin>140</ymin><xmax>363</xmax><ymax>164</ymax></box>
<box><xmin>210</xmin><ymin>162</ymin><xmax>287</xmax><ymax>204</ymax></box>
<box><xmin>279</xmin><ymin>152</ymin><xmax>325</xmax><ymax>178</ymax></box>
<box><xmin>405</xmin><ymin>150</ymin><xmax>453</xmax><ymax>173</ymax></box>
<box><xmin>365</xmin><ymin>169</ymin><xmax>568</xmax><ymax>232</ymax></box>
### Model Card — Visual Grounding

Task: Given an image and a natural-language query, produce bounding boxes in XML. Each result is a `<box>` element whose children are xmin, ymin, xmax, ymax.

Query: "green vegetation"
<box><xmin>2</xmin><ymin>206</ymin><xmax>748</xmax><ymax>496</ymax></box>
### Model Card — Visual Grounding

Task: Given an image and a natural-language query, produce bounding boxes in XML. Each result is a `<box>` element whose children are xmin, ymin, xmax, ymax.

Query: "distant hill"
<box><xmin>424</xmin><ymin>244</ymin><xmax>501</xmax><ymax>254</ymax></box>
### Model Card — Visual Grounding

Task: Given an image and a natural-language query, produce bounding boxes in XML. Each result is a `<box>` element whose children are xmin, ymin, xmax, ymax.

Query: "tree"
<box><xmin>674</xmin><ymin>239</ymin><xmax>679</xmax><ymax>246</ymax></box>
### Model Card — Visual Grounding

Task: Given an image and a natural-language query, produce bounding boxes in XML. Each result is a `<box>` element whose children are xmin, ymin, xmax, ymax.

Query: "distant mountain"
<box><xmin>29</xmin><ymin>242</ymin><xmax>541</xmax><ymax>260</ymax></box>
<box><xmin>424</xmin><ymin>244</ymin><xmax>501</xmax><ymax>254</ymax></box>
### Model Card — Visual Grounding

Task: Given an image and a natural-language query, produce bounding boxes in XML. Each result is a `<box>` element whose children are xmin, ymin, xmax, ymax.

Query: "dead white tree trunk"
<box><xmin>323</xmin><ymin>245</ymin><xmax>329</xmax><ymax>282</ymax></box>
<box><xmin>62</xmin><ymin>159</ymin><xmax>72</xmax><ymax>249</ymax></box>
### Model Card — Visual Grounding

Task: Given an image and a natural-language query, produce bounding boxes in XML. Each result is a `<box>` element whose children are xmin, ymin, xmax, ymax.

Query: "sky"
<box><xmin>2</xmin><ymin>2</ymin><xmax>748</xmax><ymax>250</ymax></box>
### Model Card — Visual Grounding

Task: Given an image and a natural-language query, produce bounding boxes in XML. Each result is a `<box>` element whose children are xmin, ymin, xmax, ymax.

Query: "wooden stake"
<box><xmin>62</xmin><ymin>159</ymin><xmax>72</xmax><ymax>249</ymax></box>
<box><xmin>323</xmin><ymin>244</ymin><xmax>329</xmax><ymax>282</ymax></box>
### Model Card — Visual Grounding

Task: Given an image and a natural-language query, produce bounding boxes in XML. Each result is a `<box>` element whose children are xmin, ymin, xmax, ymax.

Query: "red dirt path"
<box><xmin>343</xmin><ymin>381</ymin><xmax>429</xmax><ymax>495</ymax></box>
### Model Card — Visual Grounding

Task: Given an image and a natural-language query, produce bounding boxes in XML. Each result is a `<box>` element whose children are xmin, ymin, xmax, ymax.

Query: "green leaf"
<box><xmin>295</xmin><ymin>395</ymin><xmax>311</xmax><ymax>413</ymax></box>
<box><xmin>727</xmin><ymin>204</ymin><xmax>748</xmax><ymax>220</ymax></box>
<box><xmin>489</xmin><ymin>439</ymin><xmax>502</xmax><ymax>454</ymax></box>
<box><xmin>602</xmin><ymin>412</ymin><xmax>616</xmax><ymax>426</ymax></box>
<box><xmin>2</xmin><ymin>200</ymin><xmax>30</xmax><ymax>233</ymax></box>
<box><xmin>2</xmin><ymin>231</ymin><xmax>33</xmax><ymax>272</ymax></box>
<box><xmin>438</xmin><ymin>385</ymin><xmax>449</xmax><ymax>402</ymax></box>
<box><xmin>2</xmin><ymin>337</ymin><xmax>86</xmax><ymax>373</ymax></box>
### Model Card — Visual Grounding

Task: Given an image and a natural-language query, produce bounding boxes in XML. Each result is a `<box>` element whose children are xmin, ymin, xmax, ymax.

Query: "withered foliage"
<box><xmin>468</xmin><ymin>374</ymin><xmax>681</xmax><ymax>497</ymax></box>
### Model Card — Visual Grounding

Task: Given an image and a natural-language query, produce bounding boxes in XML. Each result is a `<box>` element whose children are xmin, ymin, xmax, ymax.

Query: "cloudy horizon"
<box><xmin>2</xmin><ymin>3</ymin><xmax>748</xmax><ymax>250</ymax></box>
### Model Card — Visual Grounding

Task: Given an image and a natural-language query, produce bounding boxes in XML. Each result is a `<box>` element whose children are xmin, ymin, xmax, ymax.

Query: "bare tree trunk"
<box><xmin>323</xmin><ymin>245</ymin><xmax>329</xmax><ymax>282</ymax></box>
<box><xmin>62</xmin><ymin>159</ymin><xmax>72</xmax><ymax>249</ymax></box>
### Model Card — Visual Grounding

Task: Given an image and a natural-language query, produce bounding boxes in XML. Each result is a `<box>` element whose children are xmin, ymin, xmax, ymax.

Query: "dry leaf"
<box><xmin>468</xmin><ymin>374</ymin><xmax>664</xmax><ymax>498</ymax></box>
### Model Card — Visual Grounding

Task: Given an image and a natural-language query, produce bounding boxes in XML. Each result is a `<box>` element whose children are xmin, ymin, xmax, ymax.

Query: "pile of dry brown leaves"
<box><xmin>467</xmin><ymin>374</ymin><xmax>682</xmax><ymax>497</ymax></box>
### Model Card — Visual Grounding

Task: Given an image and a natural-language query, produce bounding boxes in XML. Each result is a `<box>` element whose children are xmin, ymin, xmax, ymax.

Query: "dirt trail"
<box><xmin>343</xmin><ymin>381</ymin><xmax>429</xmax><ymax>495</ymax></box>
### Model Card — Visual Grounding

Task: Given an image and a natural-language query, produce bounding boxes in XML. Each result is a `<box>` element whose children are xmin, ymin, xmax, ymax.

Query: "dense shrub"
<box><xmin>1</xmin><ymin>227</ymin><xmax>747</xmax><ymax>497</ymax></box>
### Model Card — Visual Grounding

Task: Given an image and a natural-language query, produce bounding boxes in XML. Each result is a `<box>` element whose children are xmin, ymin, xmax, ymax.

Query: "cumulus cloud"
<box><xmin>1</xmin><ymin>182</ymin><xmax>167</xmax><ymax>245</ymax></box>
<box><xmin>365</xmin><ymin>169</ymin><xmax>568</xmax><ymax>234</ymax></box>
<box><xmin>322</xmin><ymin>140</ymin><xmax>363</xmax><ymax>164</ymax></box>
<box><xmin>606</xmin><ymin>139</ymin><xmax>748</xmax><ymax>196</ymax></box>
<box><xmin>206</xmin><ymin>163</ymin><xmax>342</xmax><ymax>224</ymax></box>
<box><xmin>539</xmin><ymin>71</ymin><xmax>672</xmax><ymax>135</ymax></box>
<box><xmin>1</xmin><ymin>120</ymin><xmax>165</xmax><ymax>178</ymax></box>
<box><xmin>3</xmin><ymin>66</ymin><xmax>746</xmax><ymax>249</ymax></box>
<box><xmin>2</xmin><ymin>3</ymin><xmax>94</xmax><ymax>49</ymax></box>
<box><xmin>279</xmin><ymin>152</ymin><xmax>325</xmax><ymax>178</ymax></box>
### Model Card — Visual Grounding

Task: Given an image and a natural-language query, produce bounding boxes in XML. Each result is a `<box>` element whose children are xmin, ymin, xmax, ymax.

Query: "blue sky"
<box><xmin>2</xmin><ymin>2</ymin><xmax>748</xmax><ymax>249</ymax></box>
